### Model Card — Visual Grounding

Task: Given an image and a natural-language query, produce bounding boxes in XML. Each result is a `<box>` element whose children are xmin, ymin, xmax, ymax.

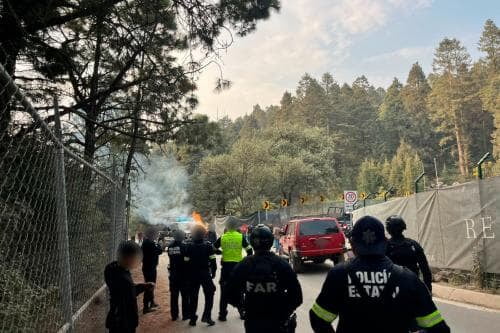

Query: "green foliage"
<box><xmin>174</xmin><ymin>114</ymin><xmax>229</xmax><ymax>174</ymax></box>
<box><xmin>190</xmin><ymin>19</ymin><xmax>498</xmax><ymax>217</ymax></box>
<box><xmin>477</xmin><ymin>20</ymin><xmax>500</xmax><ymax>159</ymax></box>
<box><xmin>388</xmin><ymin>142</ymin><xmax>423</xmax><ymax>195</ymax></box>
<box><xmin>356</xmin><ymin>143</ymin><xmax>423</xmax><ymax>196</ymax></box>
<box><xmin>479</xmin><ymin>19</ymin><xmax>500</xmax><ymax>72</ymax></box>
<box><xmin>191</xmin><ymin>125</ymin><xmax>341</xmax><ymax>215</ymax></box>
<box><xmin>191</xmin><ymin>138</ymin><xmax>272</xmax><ymax>215</ymax></box>
<box><xmin>0</xmin><ymin>265</ymin><xmax>61</xmax><ymax>332</ymax></box>
<box><xmin>357</xmin><ymin>159</ymin><xmax>385</xmax><ymax>194</ymax></box>
<box><xmin>428</xmin><ymin>37</ymin><xmax>492</xmax><ymax>177</ymax></box>
<box><xmin>378</xmin><ymin>78</ymin><xmax>408</xmax><ymax>156</ymax></box>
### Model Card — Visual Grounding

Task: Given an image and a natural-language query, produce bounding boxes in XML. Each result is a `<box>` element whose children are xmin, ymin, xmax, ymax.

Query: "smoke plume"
<box><xmin>133</xmin><ymin>154</ymin><xmax>191</xmax><ymax>225</ymax></box>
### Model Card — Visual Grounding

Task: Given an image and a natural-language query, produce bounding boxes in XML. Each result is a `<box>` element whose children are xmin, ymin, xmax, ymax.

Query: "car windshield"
<box><xmin>299</xmin><ymin>220</ymin><xmax>339</xmax><ymax>236</ymax></box>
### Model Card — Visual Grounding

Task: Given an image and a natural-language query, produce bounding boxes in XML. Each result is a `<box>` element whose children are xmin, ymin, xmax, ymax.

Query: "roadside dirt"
<box><xmin>135</xmin><ymin>254</ymin><xmax>172</xmax><ymax>332</ymax></box>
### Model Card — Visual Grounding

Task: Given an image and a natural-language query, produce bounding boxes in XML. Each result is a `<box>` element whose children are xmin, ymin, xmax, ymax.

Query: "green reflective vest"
<box><xmin>221</xmin><ymin>231</ymin><xmax>244</xmax><ymax>262</ymax></box>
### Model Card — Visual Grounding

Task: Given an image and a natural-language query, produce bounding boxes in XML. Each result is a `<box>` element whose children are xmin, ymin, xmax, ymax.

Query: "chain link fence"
<box><xmin>0</xmin><ymin>61</ymin><xmax>126</xmax><ymax>332</ymax></box>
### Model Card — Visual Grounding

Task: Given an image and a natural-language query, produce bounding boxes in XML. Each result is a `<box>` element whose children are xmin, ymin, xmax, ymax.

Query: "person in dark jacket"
<box><xmin>310</xmin><ymin>216</ymin><xmax>450</xmax><ymax>333</ymax></box>
<box><xmin>207</xmin><ymin>223</ymin><xmax>218</xmax><ymax>244</ymax></box>
<box><xmin>141</xmin><ymin>228</ymin><xmax>163</xmax><ymax>313</ymax></box>
<box><xmin>185</xmin><ymin>224</ymin><xmax>217</xmax><ymax>326</ymax></box>
<box><xmin>385</xmin><ymin>215</ymin><xmax>433</xmax><ymax>292</ymax></box>
<box><xmin>167</xmin><ymin>230</ymin><xmax>190</xmax><ymax>321</ymax></box>
<box><xmin>105</xmin><ymin>241</ymin><xmax>154</xmax><ymax>333</ymax></box>
<box><xmin>228</xmin><ymin>224</ymin><xmax>303</xmax><ymax>333</ymax></box>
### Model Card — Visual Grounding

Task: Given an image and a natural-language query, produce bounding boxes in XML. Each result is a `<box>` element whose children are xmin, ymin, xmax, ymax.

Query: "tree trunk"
<box><xmin>83</xmin><ymin>14</ymin><xmax>104</xmax><ymax>163</ymax></box>
<box><xmin>0</xmin><ymin>7</ymin><xmax>22</xmax><ymax>136</ymax></box>
<box><xmin>455</xmin><ymin>124</ymin><xmax>466</xmax><ymax>176</ymax></box>
<box><xmin>122</xmin><ymin>93</ymin><xmax>142</xmax><ymax>187</ymax></box>
<box><xmin>463</xmin><ymin>141</ymin><xmax>470</xmax><ymax>176</ymax></box>
<box><xmin>122</xmin><ymin>52</ymin><xmax>146</xmax><ymax>187</ymax></box>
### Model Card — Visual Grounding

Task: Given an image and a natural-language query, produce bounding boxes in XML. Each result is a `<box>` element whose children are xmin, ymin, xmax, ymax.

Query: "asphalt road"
<box><xmin>169</xmin><ymin>260</ymin><xmax>500</xmax><ymax>333</ymax></box>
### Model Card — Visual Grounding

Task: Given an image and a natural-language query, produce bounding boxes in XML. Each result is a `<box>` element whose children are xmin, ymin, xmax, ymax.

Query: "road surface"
<box><xmin>169</xmin><ymin>260</ymin><xmax>500</xmax><ymax>333</ymax></box>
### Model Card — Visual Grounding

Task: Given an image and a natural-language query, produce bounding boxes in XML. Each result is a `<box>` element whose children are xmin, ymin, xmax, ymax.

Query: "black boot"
<box><xmin>218</xmin><ymin>310</ymin><xmax>227</xmax><ymax>321</ymax></box>
<box><xmin>202</xmin><ymin>316</ymin><xmax>216</xmax><ymax>326</ymax></box>
<box><xmin>189</xmin><ymin>315</ymin><xmax>198</xmax><ymax>326</ymax></box>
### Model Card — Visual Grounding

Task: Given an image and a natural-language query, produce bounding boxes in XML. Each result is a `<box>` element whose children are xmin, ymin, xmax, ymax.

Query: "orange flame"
<box><xmin>192</xmin><ymin>211</ymin><xmax>203</xmax><ymax>223</ymax></box>
<box><xmin>192</xmin><ymin>211</ymin><xmax>207</xmax><ymax>230</ymax></box>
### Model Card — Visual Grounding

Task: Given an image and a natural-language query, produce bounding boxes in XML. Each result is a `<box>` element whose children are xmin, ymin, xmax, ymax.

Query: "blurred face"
<box><xmin>120</xmin><ymin>254</ymin><xmax>142</xmax><ymax>270</ymax></box>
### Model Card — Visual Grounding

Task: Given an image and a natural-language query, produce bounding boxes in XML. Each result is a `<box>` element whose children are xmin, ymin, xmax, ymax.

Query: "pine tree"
<box><xmin>477</xmin><ymin>20</ymin><xmax>500</xmax><ymax>158</ymax></box>
<box><xmin>378</xmin><ymin>78</ymin><xmax>408</xmax><ymax>156</ymax></box>
<box><xmin>357</xmin><ymin>159</ymin><xmax>384</xmax><ymax>194</ymax></box>
<box><xmin>294</xmin><ymin>74</ymin><xmax>329</xmax><ymax>127</ymax></box>
<box><xmin>428</xmin><ymin>38</ymin><xmax>475</xmax><ymax>176</ymax></box>
<box><xmin>401</xmin><ymin>63</ymin><xmax>438</xmax><ymax>167</ymax></box>
<box><xmin>388</xmin><ymin>142</ymin><xmax>422</xmax><ymax>194</ymax></box>
<box><xmin>479</xmin><ymin>19</ymin><xmax>500</xmax><ymax>72</ymax></box>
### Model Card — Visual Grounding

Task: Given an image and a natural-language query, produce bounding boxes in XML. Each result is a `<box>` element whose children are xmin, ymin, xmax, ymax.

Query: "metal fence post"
<box><xmin>111</xmin><ymin>184</ymin><xmax>118</xmax><ymax>262</ymax></box>
<box><xmin>414</xmin><ymin>172</ymin><xmax>425</xmax><ymax>194</ymax></box>
<box><xmin>54</xmin><ymin>97</ymin><xmax>74</xmax><ymax>332</ymax></box>
<box><xmin>126</xmin><ymin>177</ymin><xmax>131</xmax><ymax>239</ymax></box>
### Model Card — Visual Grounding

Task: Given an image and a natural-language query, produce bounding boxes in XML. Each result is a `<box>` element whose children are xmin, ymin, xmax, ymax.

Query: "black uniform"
<box><xmin>207</xmin><ymin>230</ymin><xmax>217</xmax><ymax>244</ymax></box>
<box><xmin>228</xmin><ymin>252</ymin><xmax>303</xmax><ymax>333</ymax></box>
<box><xmin>104</xmin><ymin>262</ymin><xmax>147</xmax><ymax>333</ymax></box>
<box><xmin>167</xmin><ymin>239</ymin><xmax>190</xmax><ymax>320</ymax></box>
<box><xmin>141</xmin><ymin>238</ymin><xmax>163</xmax><ymax>309</ymax></box>
<box><xmin>310</xmin><ymin>256</ymin><xmax>450</xmax><ymax>333</ymax></box>
<box><xmin>185</xmin><ymin>238</ymin><xmax>217</xmax><ymax>321</ymax></box>
<box><xmin>387</xmin><ymin>236</ymin><xmax>433</xmax><ymax>291</ymax></box>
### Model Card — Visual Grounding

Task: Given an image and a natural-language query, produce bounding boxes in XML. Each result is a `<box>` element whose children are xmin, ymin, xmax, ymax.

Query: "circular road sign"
<box><xmin>344</xmin><ymin>191</ymin><xmax>358</xmax><ymax>204</ymax></box>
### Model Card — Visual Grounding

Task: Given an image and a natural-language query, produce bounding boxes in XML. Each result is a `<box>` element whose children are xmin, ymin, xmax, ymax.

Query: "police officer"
<box><xmin>207</xmin><ymin>223</ymin><xmax>218</xmax><ymax>244</ymax></box>
<box><xmin>185</xmin><ymin>224</ymin><xmax>217</xmax><ymax>326</ymax></box>
<box><xmin>167</xmin><ymin>230</ymin><xmax>190</xmax><ymax>321</ymax></box>
<box><xmin>213</xmin><ymin>217</ymin><xmax>253</xmax><ymax>321</ymax></box>
<box><xmin>228</xmin><ymin>225</ymin><xmax>303</xmax><ymax>333</ymax></box>
<box><xmin>310</xmin><ymin>216</ymin><xmax>450</xmax><ymax>333</ymax></box>
<box><xmin>386</xmin><ymin>215</ymin><xmax>433</xmax><ymax>292</ymax></box>
<box><xmin>141</xmin><ymin>228</ymin><xmax>163</xmax><ymax>313</ymax></box>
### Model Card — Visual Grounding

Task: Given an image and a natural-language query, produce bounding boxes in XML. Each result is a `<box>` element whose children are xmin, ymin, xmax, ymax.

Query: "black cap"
<box><xmin>386</xmin><ymin>215</ymin><xmax>406</xmax><ymax>235</ymax></box>
<box><xmin>350</xmin><ymin>216</ymin><xmax>387</xmax><ymax>256</ymax></box>
<box><xmin>249</xmin><ymin>224</ymin><xmax>273</xmax><ymax>251</ymax></box>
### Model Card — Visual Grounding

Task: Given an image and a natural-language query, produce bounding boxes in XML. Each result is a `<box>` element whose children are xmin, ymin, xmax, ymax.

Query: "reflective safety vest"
<box><xmin>221</xmin><ymin>231</ymin><xmax>244</xmax><ymax>262</ymax></box>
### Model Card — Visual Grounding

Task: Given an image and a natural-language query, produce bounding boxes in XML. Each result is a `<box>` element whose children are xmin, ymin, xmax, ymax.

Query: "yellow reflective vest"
<box><xmin>221</xmin><ymin>231</ymin><xmax>244</xmax><ymax>262</ymax></box>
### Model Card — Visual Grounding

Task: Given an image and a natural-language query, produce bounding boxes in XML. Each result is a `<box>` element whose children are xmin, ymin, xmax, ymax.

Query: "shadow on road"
<box><xmin>298</xmin><ymin>262</ymin><xmax>332</xmax><ymax>275</ymax></box>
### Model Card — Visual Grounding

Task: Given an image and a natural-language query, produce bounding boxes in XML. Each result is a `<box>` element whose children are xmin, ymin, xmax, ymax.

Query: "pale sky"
<box><xmin>194</xmin><ymin>0</ymin><xmax>500</xmax><ymax>120</ymax></box>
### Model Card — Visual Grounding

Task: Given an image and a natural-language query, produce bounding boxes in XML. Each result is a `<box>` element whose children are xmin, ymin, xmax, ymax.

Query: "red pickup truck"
<box><xmin>279</xmin><ymin>217</ymin><xmax>346</xmax><ymax>273</ymax></box>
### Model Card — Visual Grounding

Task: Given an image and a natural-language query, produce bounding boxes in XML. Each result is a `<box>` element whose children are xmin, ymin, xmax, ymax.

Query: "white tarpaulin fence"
<box><xmin>353</xmin><ymin>177</ymin><xmax>500</xmax><ymax>274</ymax></box>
